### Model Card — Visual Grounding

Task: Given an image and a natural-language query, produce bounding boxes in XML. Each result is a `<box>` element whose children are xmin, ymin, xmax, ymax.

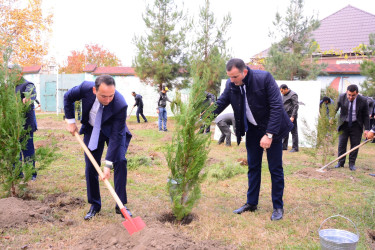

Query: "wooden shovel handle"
<box><xmin>318</xmin><ymin>139</ymin><xmax>370</xmax><ymax>172</ymax></box>
<box><xmin>70</xmin><ymin>126</ymin><xmax>125</xmax><ymax>211</ymax></box>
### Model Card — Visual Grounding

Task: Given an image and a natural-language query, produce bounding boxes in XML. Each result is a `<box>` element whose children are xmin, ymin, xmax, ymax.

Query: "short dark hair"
<box><xmin>280</xmin><ymin>84</ymin><xmax>288</xmax><ymax>90</ymax></box>
<box><xmin>132</xmin><ymin>91</ymin><xmax>136</xmax><ymax>94</ymax></box>
<box><xmin>322</xmin><ymin>96</ymin><xmax>331</xmax><ymax>103</ymax></box>
<box><xmin>95</xmin><ymin>75</ymin><xmax>116</xmax><ymax>90</ymax></box>
<box><xmin>226</xmin><ymin>58</ymin><xmax>247</xmax><ymax>72</ymax></box>
<box><xmin>347</xmin><ymin>84</ymin><xmax>358</xmax><ymax>93</ymax></box>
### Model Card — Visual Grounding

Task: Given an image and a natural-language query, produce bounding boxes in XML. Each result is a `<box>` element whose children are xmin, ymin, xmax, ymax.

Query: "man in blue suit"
<box><xmin>15</xmin><ymin>75</ymin><xmax>38</xmax><ymax>181</ymax></box>
<box><xmin>214</xmin><ymin>59</ymin><xmax>293</xmax><ymax>221</ymax></box>
<box><xmin>64</xmin><ymin>75</ymin><xmax>132</xmax><ymax>220</ymax></box>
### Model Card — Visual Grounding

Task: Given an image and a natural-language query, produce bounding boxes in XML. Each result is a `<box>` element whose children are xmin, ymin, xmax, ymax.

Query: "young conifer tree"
<box><xmin>0</xmin><ymin>47</ymin><xmax>34</xmax><ymax>196</ymax></box>
<box><xmin>166</xmin><ymin>69</ymin><xmax>215</xmax><ymax>221</ymax></box>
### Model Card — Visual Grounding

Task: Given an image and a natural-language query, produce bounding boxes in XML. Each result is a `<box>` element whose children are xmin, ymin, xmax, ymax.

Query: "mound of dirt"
<box><xmin>0</xmin><ymin>197</ymin><xmax>52</xmax><ymax>228</ymax></box>
<box><xmin>0</xmin><ymin>194</ymin><xmax>84</xmax><ymax>229</ymax></box>
<box><xmin>74</xmin><ymin>220</ymin><xmax>233</xmax><ymax>250</ymax></box>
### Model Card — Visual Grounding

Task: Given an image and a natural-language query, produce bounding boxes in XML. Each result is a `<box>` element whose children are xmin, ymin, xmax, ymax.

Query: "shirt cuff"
<box><xmin>105</xmin><ymin>160</ymin><xmax>113</xmax><ymax>169</ymax></box>
<box><xmin>371</xmin><ymin>129</ymin><xmax>375</xmax><ymax>133</ymax></box>
<box><xmin>66</xmin><ymin>118</ymin><xmax>76</xmax><ymax>124</ymax></box>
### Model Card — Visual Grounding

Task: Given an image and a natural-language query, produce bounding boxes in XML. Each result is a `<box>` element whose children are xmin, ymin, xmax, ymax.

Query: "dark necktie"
<box><xmin>241</xmin><ymin>86</ymin><xmax>248</xmax><ymax>132</ymax></box>
<box><xmin>348</xmin><ymin>101</ymin><xmax>353</xmax><ymax>127</ymax></box>
<box><xmin>88</xmin><ymin>104</ymin><xmax>104</xmax><ymax>150</ymax></box>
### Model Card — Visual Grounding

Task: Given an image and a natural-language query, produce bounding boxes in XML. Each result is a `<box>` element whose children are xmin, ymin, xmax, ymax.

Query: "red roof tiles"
<box><xmin>22</xmin><ymin>65</ymin><xmax>41</xmax><ymax>74</ymax></box>
<box><xmin>92</xmin><ymin>66</ymin><xmax>135</xmax><ymax>76</ymax></box>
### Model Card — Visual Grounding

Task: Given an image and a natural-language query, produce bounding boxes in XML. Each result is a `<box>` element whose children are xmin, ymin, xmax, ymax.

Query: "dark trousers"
<box><xmin>337</xmin><ymin>121</ymin><xmax>363</xmax><ymax>167</ymax></box>
<box><xmin>19</xmin><ymin>131</ymin><xmax>37</xmax><ymax>177</ymax></box>
<box><xmin>136</xmin><ymin>107</ymin><xmax>147</xmax><ymax>123</ymax></box>
<box><xmin>246</xmin><ymin>123</ymin><xmax>284</xmax><ymax>209</ymax></box>
<box><xmin>282</xmin><ymin>118</ymin><xmax>298</xmax><ymax>150</ymax></box>
<box><xmin>83</xmin><ymin>133</ymin><xmax>128</xmax><ymax>211</ymax></box>
<box><xmin>217</xmin><ymin>120</ymin><xmax>231</xmax><ymax>145</ymax></box>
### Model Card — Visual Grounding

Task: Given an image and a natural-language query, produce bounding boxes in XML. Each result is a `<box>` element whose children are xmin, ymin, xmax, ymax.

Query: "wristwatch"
<box><xmin>266</xmin><ymin>133</ymin><xmax>273</xmax><ymax>139</ymax></box>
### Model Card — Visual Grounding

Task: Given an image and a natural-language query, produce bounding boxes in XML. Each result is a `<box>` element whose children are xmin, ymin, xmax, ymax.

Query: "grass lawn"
<box><xmin>1</xmin><ymin>113</ymin><xmax>374</xmax><ymax>249</ymax></box>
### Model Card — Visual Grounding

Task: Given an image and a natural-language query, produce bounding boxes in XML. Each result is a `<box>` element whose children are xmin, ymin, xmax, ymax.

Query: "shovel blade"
<box><xmin>122</xmin><ymin>216</ymin><xmax>146</xmax><ymax>235</ymax></box>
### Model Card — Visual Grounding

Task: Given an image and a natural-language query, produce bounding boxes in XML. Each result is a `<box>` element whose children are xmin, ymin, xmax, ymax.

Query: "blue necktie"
<box><xmin>348</xmin><ymin>101</ymin><xmax>353</xmax><ymax>127</ymax></box>
<box><xmin>88</xmin><ymin>104</ymin><xmax>104</xmax><ymax>151</ymax></box>
<box><xmin>242</xmin><ymin>86</ymin><xmax>248</xmax><ymax>132</ymax></box>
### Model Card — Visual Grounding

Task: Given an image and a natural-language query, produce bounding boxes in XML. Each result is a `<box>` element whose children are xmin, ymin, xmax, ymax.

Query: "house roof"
<box><xmin>22</xmin><ymin>65</ymin><xmax>41</xmax><ymax>74</ymax></box>
<box><xmin>92</xmin><ymin>66</ymin><xmax>135</xmax><ymax>76</ymax></box>
<box><xmin>322</xmin><ymin>63</ymin><xmax>361</xmax><ymax>74</ymax></box>
<box><xmin>251</xmin><ymin>5</ymin><xmax>375</xmax><ymax>58</ymax></box>
<box><xmin>312</xmin><ymin>5</ymin><xmax>375</xmax><ymax>54</ymax></box>
<box><xmin>82</xmin><ymin>64</ymin><xmax>136</xmax><ymax>76</ymax></box>
<box><xmin>83</xmin><ymin>64</ymin><xmax>97</xmax><ymax>72</ymax></box>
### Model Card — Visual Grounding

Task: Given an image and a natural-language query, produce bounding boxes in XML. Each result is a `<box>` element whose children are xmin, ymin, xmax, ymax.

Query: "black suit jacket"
<box><xmin>336</xmin><ymin>93</ymin><xmax>370</xmax><ymax>131</ymax></box>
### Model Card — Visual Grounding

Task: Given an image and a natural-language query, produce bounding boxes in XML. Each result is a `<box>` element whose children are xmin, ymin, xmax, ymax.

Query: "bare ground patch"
<box><xmin>73</xmin><ymin>220</ymin><xmax>233</xmax><ymax>250</ymax></box>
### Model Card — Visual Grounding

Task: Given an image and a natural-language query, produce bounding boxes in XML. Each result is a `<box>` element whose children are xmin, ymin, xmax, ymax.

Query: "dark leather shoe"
<box><xmin>84</xmin><ymin>206</ymin><xmax>100</xmax><ymax>220</ymax></box>
<box><xmin>289</xmin><ymin>148</ymin><xmax>299</xmax><ymax>152</ymax></box>
<box><xmin>334</xmin><ymin>164</ymin><xmax>344</xmax><ymax>168</ymax></box>
<box><xmin>349</xmin><ymin>165</ymin><xmax>356</xmax><ymax>171</ymax></box>
<box><xmin>115</xmin><ymin>206</ymin><xmax>132</xmax><ymax>218</ymax></box>
<box><xmin>233</xmin><ymin>204</ymin><xmax>257</xmax><ymax>214</ymax></box>
<box><xmin>271</xmin><ymin>208</ymin><xmax>284</xmax><ymax>221</ymax></box>
<box><xmin>369</xmin><ymin>173</ymin><xmax>375</xmax><ymax>177</ymax></box>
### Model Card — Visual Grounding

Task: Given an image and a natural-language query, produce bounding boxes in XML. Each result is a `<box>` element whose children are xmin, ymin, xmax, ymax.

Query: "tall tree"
<box><xmin>0</xmin><ymin>0</ymin><xmax>53</xmax><ymax>66</ymax></box>
<box><xmin>189</xmin><ymin>0</ymin><xmax>231</xmax><ymax>95</ymax></box>
<box><xmin>133</xmin><ymin>0</ymin><xmax>188</xmax><ymax>91</ymax></box>
<box><xmin>264</xmin><ymin>0</ymin><xmax>325</xmax><ymax>80</ymax></box>
<box><xmin>360</xmin><ymin>33</ymin><xmax>375</xmax><ymax>97</ymax></box>
<box><xmin>60</xmin><ymin>44</ymin><xmax>121</xmax><ymax>73</ymax></box>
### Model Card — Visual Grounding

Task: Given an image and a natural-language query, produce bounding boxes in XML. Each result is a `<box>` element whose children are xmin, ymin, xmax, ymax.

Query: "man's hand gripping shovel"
<box><xmin>67</xmin><ymin>120</ymin><xmax>145</xmax><ymax>235</ymax></box>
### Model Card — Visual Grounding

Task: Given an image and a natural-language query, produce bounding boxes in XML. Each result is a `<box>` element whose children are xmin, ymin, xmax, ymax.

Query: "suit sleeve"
<box><xmin>291</xmin><ymin>93</ymin><xmax>299</xmax><ymax>118</ymax></box>
<box><xmin>265</xmin><ymin>73</ymin><xmax>284</xmax><ymax>135</ymax></box>
<box><xmin>214</xmin><ymin>80</ymin><xmax>231</xmax><ymax>115</ymax></box>
<box><xmin>64</xmin><ymin>82</ymin><xmax>90</xmax><ymax>119</ymax></box>
<box><xmin>361</xmin><ymin>98</ymin><xmax>370</xmax><ymax>130</ymax></box>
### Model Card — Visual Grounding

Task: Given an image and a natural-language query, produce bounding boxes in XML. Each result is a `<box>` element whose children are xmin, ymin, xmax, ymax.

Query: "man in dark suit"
<box><xmin>15</xmin><ymin>76</ymin><xmax>38</xmax><ymax>181</ymax></box>
<box><xmin>366</xmin><ymin>125</ymin><xmax>375</xmax><ymax>177</ymax></box>
<box><xmin>214</xmin><ymin>58</ymin><xmax>293</xmax><ymax>221</ymax></box>
<box><xmin>64</xmin><ymin>75</ymin><xmax>132</xmax><ymax>220</ymax></box>
<box><xmin>132</xmin><ymin>91</ymin><xmax>147</xmax><ymax>123</ymax></box>
<box><xmin>334</xmin><ymin>84</ymin><xmax>369</xmax><ymax>171</ymax></box>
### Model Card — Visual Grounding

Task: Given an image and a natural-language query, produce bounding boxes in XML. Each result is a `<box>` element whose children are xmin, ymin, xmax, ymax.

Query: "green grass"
<box><xmin>1</xmin><ymin>113</ymin><xmax>375</xmax><ymax>249</ymax></box>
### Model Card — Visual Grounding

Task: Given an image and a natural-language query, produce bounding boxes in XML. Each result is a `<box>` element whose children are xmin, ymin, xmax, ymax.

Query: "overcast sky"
<box><xmin>45</xmin><ymin>0</ymin><xmax>375</xmax><ymax>66</ymax></box>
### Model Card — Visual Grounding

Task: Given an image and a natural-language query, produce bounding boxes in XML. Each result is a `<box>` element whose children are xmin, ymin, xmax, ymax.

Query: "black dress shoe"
<box><xmin>233</xmin><ymin>204</ymin><xmax>257</xmax><ymax>214</ymax></box>
<box><xmin>289</xmin><ymin>148</ymin><xmax>299</xmax><ymax>152</ymax></box>
<box><xmin>115</xmin><ymin>206</ymin><xmax>132</xmax><ymax>218</ymax></box>
<box><xmin>369</xmin><ymin>173</ymin><xmax>375</xmax><ymax>177</ymax></box>
<box><xmin>271</xmin><ymin>208</ymin><xmax>284</xmax><ymax>221</ymax></box>
<box><xmin>334</xmin><ymin>164</ymin><xmax>344</xmax><ymax>168</ymax></box>
<box><xmin>84</xmin><ymin>206</ymin><xmax>100</xmax><ymax>220</ymax></box>
<box><xmin>349</xmin><ymin>165</ymin><xmax>356</xmax><ymax>171</ymax></box>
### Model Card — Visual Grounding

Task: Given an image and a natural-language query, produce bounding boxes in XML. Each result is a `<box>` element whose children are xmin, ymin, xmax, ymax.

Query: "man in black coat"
<box><xmin>280</xmin><ymin>84</ymin><xmax>299</xmax><ymax>152</ymax></box>
<box><xmin>132</xmin><ymin>92</ymin><xmax>147</xmax><ymax>123</ymax></box>
<box><xmin>334</xmin><ymin>84</ymin><xmax>369</xmax><ymax>171</ymax></box>
<box><xmin>214</xmin><ymin>58</ymin><xmax>293</xmax><ymax>221</ymax></box>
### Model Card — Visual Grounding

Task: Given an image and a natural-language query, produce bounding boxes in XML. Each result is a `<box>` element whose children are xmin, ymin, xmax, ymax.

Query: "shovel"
<box><xmin>70</xmin><ymin>126</ymin><xmax>146</xmax><ymax>235</ymax></box>
<box><xmin>316</xmin><ymin>139</ymin><xmax>370</xmax><ymax>172</ymax></box>
<box><xmin>128</xmin><ymin>106</ymin><xmax>135</xmax><ymax>118</ymax></box>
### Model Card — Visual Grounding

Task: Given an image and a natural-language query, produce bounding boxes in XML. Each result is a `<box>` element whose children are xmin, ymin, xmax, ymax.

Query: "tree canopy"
<box><xmin>0</xmin><ymin>0</ymin><xmax>53</xmax><ymax>66</ymax></box>
<box><xmin>189</xmin><ymin>0</ymin><xmax>231</xmax><ymax>95</ymax></box>
<box><xmin>264</xmin><ymin>0</ymin><xmax>325</xmax><ymax>80</ymax></box>
<box><xmin>59</xmin><ymin>44</ymin><xmax>121</xmax><ymax>73</ymax></box>
<box><xmin>133</xmin><ymin>0</ymin><xmax>188</xmax><ymax>91</ymax></box>
<box><xmin>360</xmin><ymin>33</ymin><xmax>375</xmax><ymax>97</ymax></box>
